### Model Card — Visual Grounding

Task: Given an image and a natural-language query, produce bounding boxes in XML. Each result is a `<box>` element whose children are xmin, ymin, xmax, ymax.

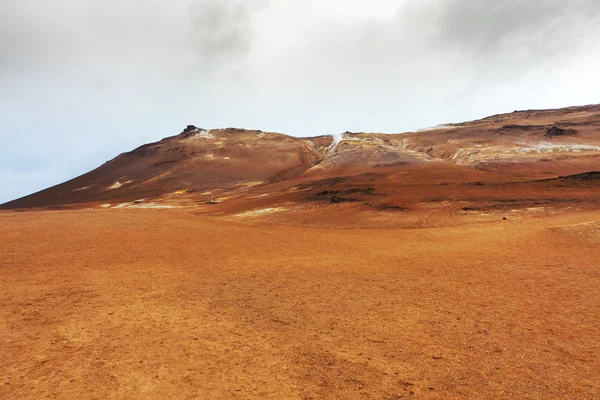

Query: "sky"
<box><xmin>1</xmin><ymin>0</ymin><xmax>600</xmax><ymax>203</ymax></box>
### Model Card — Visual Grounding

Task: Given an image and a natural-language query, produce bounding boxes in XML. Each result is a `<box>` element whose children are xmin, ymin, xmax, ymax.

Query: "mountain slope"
<box><xmin>1</xmin><ymin>127</ymin><xmax>332</xmax><ymax>208</ymax></box>
<box><xmin>2</xmin><ymin>104</ymin><xmax>600</xmax><ymax>214</ymax></box>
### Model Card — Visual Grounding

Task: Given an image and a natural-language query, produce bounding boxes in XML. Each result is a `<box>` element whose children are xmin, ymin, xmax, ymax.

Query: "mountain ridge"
<box><xmin>2</xmin><ymin>103</ymin><xmax>600</xmax><ymax>216</ymax></box>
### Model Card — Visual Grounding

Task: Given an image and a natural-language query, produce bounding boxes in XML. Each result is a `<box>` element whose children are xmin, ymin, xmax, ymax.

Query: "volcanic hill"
<box><xmin>3</xmin><ymin>104</ymin><xmax>600</xmax><ymax>225</ymax></box>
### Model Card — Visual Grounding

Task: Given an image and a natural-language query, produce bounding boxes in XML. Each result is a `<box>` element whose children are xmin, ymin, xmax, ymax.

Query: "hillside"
<box><xmin>2</xmin><ymin>104</ymin><xmax>600</xmax><ymax>225</ymax></box>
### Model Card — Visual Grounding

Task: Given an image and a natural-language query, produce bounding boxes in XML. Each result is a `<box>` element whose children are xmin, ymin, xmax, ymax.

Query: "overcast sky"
<box><xmin>1</xmin><ymin>0</ymin><xmax>600</xmax><ymax>203</ymax></box>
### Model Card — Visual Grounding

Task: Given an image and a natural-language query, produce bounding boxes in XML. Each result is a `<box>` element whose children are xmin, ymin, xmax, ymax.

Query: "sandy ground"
<box><xmin>1</xmin><ymin>209</ymin><xmax>600</xmax><ymax>399</ymax></box>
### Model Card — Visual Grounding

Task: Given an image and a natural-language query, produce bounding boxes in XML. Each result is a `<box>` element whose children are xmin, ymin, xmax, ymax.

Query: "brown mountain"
<box><xmin>3</xmin><ymin>104</ymin><xmax>600</xmax><ymax>221</ymax></box>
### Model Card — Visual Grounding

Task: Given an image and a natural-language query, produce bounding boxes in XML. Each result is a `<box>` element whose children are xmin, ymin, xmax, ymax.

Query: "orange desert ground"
<box><xmin>2</xmin><ymin>105</ymin><xmax>600</xmax><ymax>399</ymax></box>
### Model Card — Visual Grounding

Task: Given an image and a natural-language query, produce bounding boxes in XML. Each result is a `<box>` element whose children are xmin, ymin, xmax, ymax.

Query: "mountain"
<box><xmin>3</xmin><ymin>104</ymin><xmax>600</xmax><ymax>219</ymax></box>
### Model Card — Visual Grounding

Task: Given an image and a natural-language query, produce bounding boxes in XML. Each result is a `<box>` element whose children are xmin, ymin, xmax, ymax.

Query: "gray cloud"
<box><xmin>0</xmin><ymin>0</ymin><xmax>264</xmax><ymax>75</ymax></box>
<box><xmin>189</xmin><ymin>0</ymin><xmax>266</xmax><ymax>60</ymax></box>
<box><xmin>287</xmin><ymin>0</ymin><xmax>600</xmax><ymax>81</ymax></box>
<box><xmin>1</xmin><ymin>0</ymin><xmax>600</xmax><ymax>203</ymax></box>
<box><xmin>429</xmin><ymin>0</ymin><xmax>600</xmax><ymax>66</ymax></box>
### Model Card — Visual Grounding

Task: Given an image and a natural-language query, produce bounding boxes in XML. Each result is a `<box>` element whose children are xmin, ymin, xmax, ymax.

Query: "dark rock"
<box><xmin>380</xmin><ymin>204</ymin><xmax>405</xmax><ymax>211</ymax></box>
<box><xmin>500</xmin><ymin>124</ymin><xmax>545</xmax><ymax>131</ymax></box>
<box><xmin>180</xmin><ymin>125</ymin><xmax>206</xmax><ymax>138</ymax></box>
<box><xmin>545</xmin><ymin>126</ymin><xmax>577</xmax><ymax>138</ymax></box>
<box><xmin>316</xmin><ymin>187</ymin><xmax>375</xmax><ymax>197</ymax></box>
<box><xmin>331</xmin><ymin>196</ymin><xmax>359</xmax><ymax>204</ymax></box>
<box><xmin>559</xmin><ymin>171</ymin><xmax>600</xmax><ymax>181</ymax></box>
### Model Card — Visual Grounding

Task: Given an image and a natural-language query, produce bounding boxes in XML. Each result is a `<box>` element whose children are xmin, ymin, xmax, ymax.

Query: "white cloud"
<box><xmin>316</xmin><ymin>0</ymin><xmax>401</xmax><ymax>18</ymax></box>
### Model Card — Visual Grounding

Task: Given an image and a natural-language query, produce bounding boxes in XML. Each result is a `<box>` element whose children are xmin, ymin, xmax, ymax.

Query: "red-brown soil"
<box><xmin>1</xmin><ymin>208</ymin><xmax>600</xmax><ymax>399</ymax></box>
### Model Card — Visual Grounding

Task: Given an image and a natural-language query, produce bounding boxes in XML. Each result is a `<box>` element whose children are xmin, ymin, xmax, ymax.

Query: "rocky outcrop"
<box><xmin>545</xmin><ymin>126</ymin><xmax>578</xmax><ymax>138</ymax></box>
